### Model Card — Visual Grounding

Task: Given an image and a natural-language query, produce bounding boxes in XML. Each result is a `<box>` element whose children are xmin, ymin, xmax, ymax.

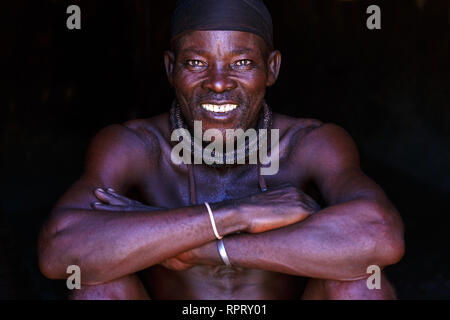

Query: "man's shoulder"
<box><xmin>274</xmin><ymin>113</ymin><xmax>357</xmax><ymax>160</ymax></box>
<box><xmin>122</xmin><ymin>113</ymin><xmax>170</xmax><ymax>150</ymax></box>
<box><xmin>273</xmin><ymin>113</ymin><xmax>325</xmax><ymax>149</ymax></box>
<box><xmin>273</xmin><ymin>112</ymin><xmax>323</xmax><ymax>136</ymax></box>
<box><xmin>89</xmin><ymin>113</ymin><xmax>170</xmax><ymax>162</ymax></box>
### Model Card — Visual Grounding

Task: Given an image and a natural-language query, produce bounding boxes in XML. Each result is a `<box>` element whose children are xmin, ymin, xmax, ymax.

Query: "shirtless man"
<box><xmin>37</xmin><ymin>0</ymin><xmax>404</xmax><ymax>300</ymax></box>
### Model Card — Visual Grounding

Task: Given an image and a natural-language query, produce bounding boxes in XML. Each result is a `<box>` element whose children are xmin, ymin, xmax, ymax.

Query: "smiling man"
<box><xmin>38</xmin><ymin>0</ymin><xmax>404</xmax><ymax>300</ymax></box>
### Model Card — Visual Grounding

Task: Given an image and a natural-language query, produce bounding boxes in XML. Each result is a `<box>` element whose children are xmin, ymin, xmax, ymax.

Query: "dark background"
<box><xmin>1</xmin><ymin>0</ymin><xmax>449</xmax><ymax>299</ymax></box>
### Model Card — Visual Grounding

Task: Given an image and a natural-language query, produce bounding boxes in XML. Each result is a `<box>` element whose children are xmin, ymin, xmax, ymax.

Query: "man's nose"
<box><xmin>202</xmin><ymin>67</ymin><xmax>237</xmax><ymax>93</ymax></box>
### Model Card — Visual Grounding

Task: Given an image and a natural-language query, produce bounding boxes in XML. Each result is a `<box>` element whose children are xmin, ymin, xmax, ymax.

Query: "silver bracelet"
<box><xmin>204</xmin><ymin>202</ymin><xmax>223</xmax><ymax>240</ymax></box>
<box><xmin>217</xmin><ymin>239</ymin><xmax>232</xmax><ymax>267</ymax></box>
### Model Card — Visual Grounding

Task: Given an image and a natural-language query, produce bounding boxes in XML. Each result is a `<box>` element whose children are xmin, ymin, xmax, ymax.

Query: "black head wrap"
<box><xmin>170</xmin><ymin>0</ymin><xmax>273</xmax><ymax>48</ymax></box>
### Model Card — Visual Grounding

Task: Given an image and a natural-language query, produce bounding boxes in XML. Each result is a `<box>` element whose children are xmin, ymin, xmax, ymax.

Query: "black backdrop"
<box><xmin>1</xmin><ymin>0</ymin><xmax>449</xmax><ymax>299</ymax></box>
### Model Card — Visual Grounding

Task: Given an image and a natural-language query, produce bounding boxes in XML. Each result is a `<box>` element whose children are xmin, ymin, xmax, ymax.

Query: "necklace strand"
<box><xmin>169</xmin><ymin>100</ymin><xmax>273</xmax><ymax>166</ymax></box>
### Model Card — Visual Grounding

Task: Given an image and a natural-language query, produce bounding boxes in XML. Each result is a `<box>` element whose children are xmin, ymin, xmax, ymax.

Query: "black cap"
<box><xmin>170</xmin><ymin>0</ymin><xmax>274</xmax><ymax>48</ymax></box>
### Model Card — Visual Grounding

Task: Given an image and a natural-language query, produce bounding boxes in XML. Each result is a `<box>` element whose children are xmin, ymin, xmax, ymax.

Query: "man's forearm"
<box><xmin>193</xmin><ymin>199</ymin><xmax>404</xmax><ymax>281</ymax></box>
<box><xmin>38</xmin><ymin>204</ymin><xmax>245</xmax><ymax>285</ymax></box>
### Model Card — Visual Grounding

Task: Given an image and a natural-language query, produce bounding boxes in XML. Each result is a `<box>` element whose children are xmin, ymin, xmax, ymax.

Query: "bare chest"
<box><xmin>136</xmin><ymin>160</ymin><xmax>312</xmax><ymax>209</ymax></box>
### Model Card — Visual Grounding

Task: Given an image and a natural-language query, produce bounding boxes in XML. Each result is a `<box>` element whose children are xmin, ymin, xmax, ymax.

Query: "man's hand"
<box><xmin>159</xmin><ymin>242</ymin><xmax>220</xmax><ymax>271</ymax></box>
<box><xmin>158</xmin><ymin>251</ymin><xmax>197</xmax><ymax>271</ymax></box>
<box><xmin>160</xmin><ymin>185</ymin><xmax>322</xmax><ymax>270</ymax></box>
<box><xmin>233</xmin><ymin>184</ymin><xmax>321</xmax><ymax>234</ymax></box>
<box><xmin>91</xmin><ymin>188</ymin><xmax>163</xmax><ymax>212</ymax></box>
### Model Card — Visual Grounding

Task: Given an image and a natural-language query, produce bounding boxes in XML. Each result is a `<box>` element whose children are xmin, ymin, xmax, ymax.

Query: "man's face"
<box><xmin>165</xmin><ymin>30</ymin><xmax>281</xmax><ymax>134</ymax></box>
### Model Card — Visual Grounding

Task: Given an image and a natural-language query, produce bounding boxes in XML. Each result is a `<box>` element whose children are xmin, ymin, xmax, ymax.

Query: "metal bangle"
<box><xmin>204</xmin><ymin>202</ymin><xmax>223</xmax><ymax>240</ymax></box>
<box><xmin>217</xmin><ymin>239</ymin><xmax>232</xmax><ymax>267</ymax></box>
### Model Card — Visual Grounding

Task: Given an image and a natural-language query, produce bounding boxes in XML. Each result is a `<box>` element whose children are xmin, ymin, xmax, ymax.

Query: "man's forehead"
<box><xmin>175</xmin><ymin>30</ymin><xmax>266</xmax><ymax>55</ymax></box>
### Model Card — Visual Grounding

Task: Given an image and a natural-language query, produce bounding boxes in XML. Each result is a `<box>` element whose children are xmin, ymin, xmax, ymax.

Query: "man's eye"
<box><xmin>186</xmin><ymin>60</ymin><xmax>206</xmax><ymax>67</ymax></box>
<box><xmin>235</xmin><ymin>59</ymin><xmax>252</xmax><ymax>67</ymax></box>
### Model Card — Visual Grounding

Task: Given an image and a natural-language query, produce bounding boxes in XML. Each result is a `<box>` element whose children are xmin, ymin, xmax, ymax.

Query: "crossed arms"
<box><xmin>37</xmin><ymin>122</ymin><xmax>405</xmax><ymax>285</ymax></box>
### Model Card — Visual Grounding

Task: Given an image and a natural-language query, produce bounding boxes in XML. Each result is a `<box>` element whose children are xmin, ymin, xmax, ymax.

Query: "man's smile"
<box><xmin>201</xmin><ymin>103</ymin><xmax>239</xmax><ymax>113</ymax></box>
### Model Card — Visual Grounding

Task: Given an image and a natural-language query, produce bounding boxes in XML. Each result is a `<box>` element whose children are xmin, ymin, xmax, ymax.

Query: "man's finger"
<box><xmin>94</xmin><ymin>188</ymin><xmax>127</xmax><ymax>205</ymax></box>
<box><xmin>105</xmin><ymin>188</ymin><xmax>139</xmax><ymax>204</ymax></box>
<box><xmin>91</xmin><ymin>201</ymin><xmax>124</xmax><ymax>211</ymax></box>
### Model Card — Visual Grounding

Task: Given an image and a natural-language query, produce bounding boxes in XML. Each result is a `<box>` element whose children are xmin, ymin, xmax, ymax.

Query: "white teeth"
<box><xmin>202</xmin><ymin>104</ymin><xmax>238</xmax><ymax>113</ymax></box>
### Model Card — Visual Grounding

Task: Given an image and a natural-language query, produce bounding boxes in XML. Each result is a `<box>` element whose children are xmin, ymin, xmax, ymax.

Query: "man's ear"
<box><xmin>164</xmin><ymin>50</ymin><xmax>175</xmax><ymax>86</ymax></box>
<box><xmin>266</xmin><ymin>50</ymin><xmax>282</xmax><ymax>87</ymax></box>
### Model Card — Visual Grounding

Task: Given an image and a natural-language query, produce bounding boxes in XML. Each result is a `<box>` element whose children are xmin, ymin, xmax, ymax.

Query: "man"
<box><xmin>38</xmin><ymin>0</ymin><xmax>404</xmax><ymax>300</ymax></box>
